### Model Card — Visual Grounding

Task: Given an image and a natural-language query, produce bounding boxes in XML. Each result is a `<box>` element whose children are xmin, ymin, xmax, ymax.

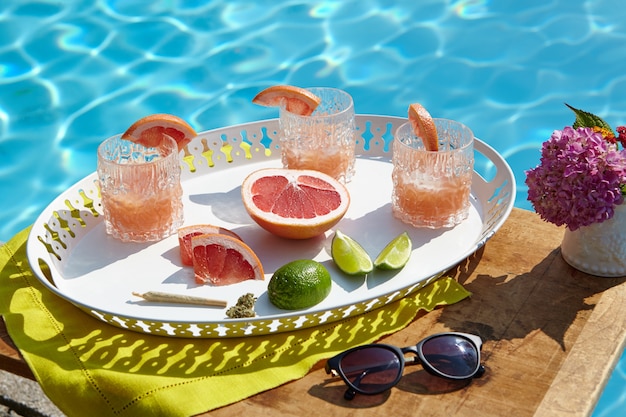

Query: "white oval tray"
<box><xmin>26</xmin><ymin>115</ymin><xmax>515</xmax><ymax>338</ymax></box>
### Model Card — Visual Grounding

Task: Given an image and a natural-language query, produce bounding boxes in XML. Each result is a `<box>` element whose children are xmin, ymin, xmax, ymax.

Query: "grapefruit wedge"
<box><xmin>408</xmin><ymin>103</ymin><xmax>438</xmax><ymax>151</ymax></box>
<box><xmin>178</xmin><ymin>224</ymin><xmax>243</xmax><ymax>266</ymax></box>
<box><xmin>191</xmin><ymin>234</ymin><xmax>264</xmax><ymax>286</ymax></box>
<box><xmin>252</xmin><ymin>85</ymin><xmax>321</xmax><ymax>116</ymax></box>
<box><xmin>121</xmin><ymin>113</ymin><xmax>197</xmax><ymax>151</ymax></box>
<box><xmin>241</xmin><ymin>168</ymin><xmax>350</xmax><ymax>239</ymax></box>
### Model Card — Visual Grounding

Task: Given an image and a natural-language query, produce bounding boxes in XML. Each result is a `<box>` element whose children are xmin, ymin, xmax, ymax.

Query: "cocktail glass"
<box><xmin>392</xmin><ymin>119</ymin><xmax>474</xmax><ymax>229</ymax></box>
<box><xmin>279</xmin><ymin>87</ymin><xmax>356</xmax><ymax>183</ymax></box>
<box><xmin>97</xmin><ymin>134</ymin><xmax>183</xmax><ymax>242</ymax></box>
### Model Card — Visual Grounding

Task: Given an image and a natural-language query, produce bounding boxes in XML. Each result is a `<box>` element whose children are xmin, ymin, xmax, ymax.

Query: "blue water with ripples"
<box><xmin>1</xmin><ymin>0</ymin><xmax>625</xmax><ymax>414</ymax></box>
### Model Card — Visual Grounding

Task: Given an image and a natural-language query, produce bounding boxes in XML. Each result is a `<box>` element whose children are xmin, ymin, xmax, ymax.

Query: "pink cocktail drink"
<box><xmin>97</xmin><ymin>135</ymin><xmax>183</xmax><ymax>242</ymax></box>
<box><xmin>279</xmin><ymin>87</ymin><xmax>356</xmax><ymax>183</ymax></box>
<box><xmin>282</xmin><ymin>145</ymin><xmax>354</xmax><ymax>181</ymax></box>
<box><xmin>392</xmin><ymin>119</ymin><xmax>474</xmax><ymax>228</ymax></box>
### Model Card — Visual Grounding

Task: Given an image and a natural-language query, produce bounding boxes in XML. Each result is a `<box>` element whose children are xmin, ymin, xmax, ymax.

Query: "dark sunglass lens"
<box><xmin>339</xmin><ymin>347</ymin><xmax>402</xmax><ymax>394</ymax></box>
<box><xmin>421</xmin><ymin>335</ymin><xmax>478</xmax><ymax>378</ymax></box>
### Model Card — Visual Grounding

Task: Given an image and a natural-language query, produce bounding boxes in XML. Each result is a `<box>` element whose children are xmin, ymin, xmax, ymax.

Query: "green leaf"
<box><xmin>565</xmin><ymin>103</ymin><xmax>613</xmax><ymax>132</ymax></box>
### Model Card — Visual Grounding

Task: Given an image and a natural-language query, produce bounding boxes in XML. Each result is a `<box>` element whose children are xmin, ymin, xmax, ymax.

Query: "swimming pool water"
<box><xmin>1</xmin><ymin>0</ymin><xmax>625</xmax><ymax>414</ymax></box>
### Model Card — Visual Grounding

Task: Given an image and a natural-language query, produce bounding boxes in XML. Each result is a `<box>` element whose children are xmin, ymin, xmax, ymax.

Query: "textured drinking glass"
<box><xmin>279</xmin><ymin>87</ymin><xmax>356</xmax><ymax>183</ymax></box>
<box><xmin>392</xmin><ymin>119</ymin><xmax>474</xmax><ymax>228</ymax></box>
<box><xmin>97</xmin><ymin>134</ymin><xmax>183</xmax><ymax>242</ymax></box>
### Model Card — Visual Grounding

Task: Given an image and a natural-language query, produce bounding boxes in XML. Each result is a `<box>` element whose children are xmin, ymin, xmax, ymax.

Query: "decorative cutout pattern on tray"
<box><xmin>27</xmin><ymin>115</ymin><xmax>515</xmax><ymax>338</ymax></box>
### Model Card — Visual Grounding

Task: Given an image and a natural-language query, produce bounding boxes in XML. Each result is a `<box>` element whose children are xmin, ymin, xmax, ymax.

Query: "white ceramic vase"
<box><xmin>560</xmin><ymin>203</ymin><xmax>626</xmax><ymax>277</ymax></box>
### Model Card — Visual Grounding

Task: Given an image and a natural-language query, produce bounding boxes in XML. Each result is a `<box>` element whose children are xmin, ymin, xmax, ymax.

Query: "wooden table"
<box><xmin>2</xmin><ymin>208</ymin><xmax>626</xmax><ymax>416</ymax></box>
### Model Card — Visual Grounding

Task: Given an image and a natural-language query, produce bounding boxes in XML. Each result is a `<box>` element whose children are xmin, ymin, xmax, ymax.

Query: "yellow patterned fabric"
<box><xmin>0</xmin><ymin>227</ymin><xmax>472</xmax><ymax>417</ymax></box>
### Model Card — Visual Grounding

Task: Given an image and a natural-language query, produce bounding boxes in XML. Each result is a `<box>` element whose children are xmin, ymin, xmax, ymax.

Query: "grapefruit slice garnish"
<box><xmin>178</xmin><ymin>224</ymin><xmax>243</xmax><ymax>266</ymax></box>
<box><xmin>241</xmin><ymin>168</ymin><xmax>350</xmax><ymax>239</ymax></box>
<box><xmin>191</xmin><ymin>233</ymin><xmax>264</xmax><ymax>286</ymax></box>
<box><xmin>121</xmin><ymin>113</ymin><xmax>197</xmax><ymax>152</ymax></box>
<box><xmin>252</xmin><ymin>85</ymin><xmax>321</xmax><ymax>116</ymax></box>
<box><xmin>408</xmin><ymin>103</ymin><xmax>439</xmax><ymax>151</ymax></box>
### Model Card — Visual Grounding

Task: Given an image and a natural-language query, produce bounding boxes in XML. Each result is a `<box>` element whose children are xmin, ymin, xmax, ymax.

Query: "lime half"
<box><xmin>374</xmin><ymin>232</ymin><xmax>412</xmax><ymax>270</ymax></box>
<box><xmin>268</xmin><ymin>259</ymin><xmax>332</xmax><ymax>310</ymax></box>
<box><xmin>331</xmin><ymin>231</ymin><xmax>374</xmax><ymax>275</ymax></box>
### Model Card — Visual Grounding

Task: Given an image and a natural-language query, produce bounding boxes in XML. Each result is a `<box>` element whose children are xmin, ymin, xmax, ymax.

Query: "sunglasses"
<box><xmin>325</xmin><ymin>332</ymin><xmax>485</xmax><ymax>400</ymax></box>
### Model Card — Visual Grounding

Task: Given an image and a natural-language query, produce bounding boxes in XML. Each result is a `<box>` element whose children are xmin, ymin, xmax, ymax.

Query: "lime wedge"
<box><xmin>374</xmin><ymin>232</ymin><xmax>412</xmax><ymax>270</ymax></box>
<box><xmin>331</xmin><ymin>231</ymin><xmax>374</xmax><ymax>275</ymax></box>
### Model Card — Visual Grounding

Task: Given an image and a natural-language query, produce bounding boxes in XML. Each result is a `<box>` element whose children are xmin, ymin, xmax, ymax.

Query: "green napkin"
<box><xmin>0</xmin><ymin>227</ymin><xmax>471</xmax><ymax>417</ymax></box>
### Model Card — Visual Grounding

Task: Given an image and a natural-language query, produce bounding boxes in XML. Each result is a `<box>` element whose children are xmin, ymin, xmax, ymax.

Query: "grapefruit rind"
<box><xmin>121</xmin><ymin>113</ymin><xmax>197</xmax><ymax>152</ymax></box>
<box><xmin>178</xmin><ymin>224</ymin><xmax>243</xmax><ymax>266</ymax></box>
<box><xmin>241</xmin><ymin>168</ymin><xmax>350</xmax><ymax>239</ymax></box>
<box><xmin>252</xmin><ymin>85</ymin><xmax>321</xmax><ymax>116</ymax></box>
<box><xmin>191</xmin><ymin>233</ymin><xmax>264</xmax><ymax>286</ymax></box>
<box><xmin>408</xmin><ymin>103</ymin><xmax>439</xmax><ymax>152</ymax></box>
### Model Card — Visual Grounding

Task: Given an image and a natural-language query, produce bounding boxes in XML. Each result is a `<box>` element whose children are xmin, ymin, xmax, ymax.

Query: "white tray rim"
<box><xmin>26</xmin><ymin>115</ymin><xmax>516</xmax><ymax>338</ymax></box>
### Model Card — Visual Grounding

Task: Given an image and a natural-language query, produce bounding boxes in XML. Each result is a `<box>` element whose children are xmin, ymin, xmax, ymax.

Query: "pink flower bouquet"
<box><xmin>525</xmin><ymin>104</ymin><xmax>626</xmax><ymax>231</ymax></box>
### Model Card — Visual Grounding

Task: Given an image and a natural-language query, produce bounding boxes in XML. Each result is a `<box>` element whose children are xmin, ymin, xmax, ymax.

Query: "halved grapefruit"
<box><xmin>241</xmin><ymin>168</ymin><xmax>350</xmax><ymax>239</ymax></box>
<box><xmin>408</xmin><ymin>103</ymin><xmax>438</xmax><ymax>152</ymax></box>
<box><xmin>191</xmin><ymin>233</ymin><xmax>264</xmax><ymax>286</ymax></box>
<box><xmin>121</xmin><ymin>113</ymin><xmax>197</xmax><ymax>151</ymax></box>
<box><xmin>178</xmin><ymin>224</ymin><xmax>243</xmax><ymax>266</ymax></box>
<box><xmin>252</xmin><ymin>85</ymin><xmax>321</xmax><ymax>116</ymax></box>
